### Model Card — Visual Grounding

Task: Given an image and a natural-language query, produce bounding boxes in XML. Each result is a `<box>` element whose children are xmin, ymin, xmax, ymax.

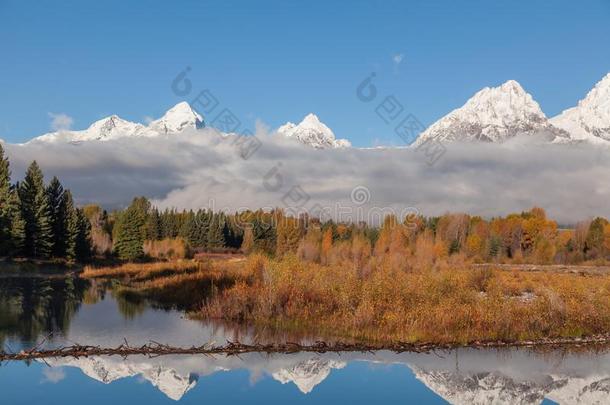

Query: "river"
<box><xmin>1</xmin><ymin>275</ymin><xmax>608</xmax><ymax>404</ymax></box>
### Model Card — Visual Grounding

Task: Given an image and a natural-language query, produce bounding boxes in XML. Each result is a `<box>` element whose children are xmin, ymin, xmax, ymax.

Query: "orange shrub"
<box><xmin>144</xmin><ymin>238</ymin><xmax>192</xmax><ymax>260</ymax></box>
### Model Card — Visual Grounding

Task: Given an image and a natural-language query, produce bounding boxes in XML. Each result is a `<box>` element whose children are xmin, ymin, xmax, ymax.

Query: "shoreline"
<box><xmin>4</xmin><ymin>335</ymin><xmax>610</xmax><ymax>361</ymax></box>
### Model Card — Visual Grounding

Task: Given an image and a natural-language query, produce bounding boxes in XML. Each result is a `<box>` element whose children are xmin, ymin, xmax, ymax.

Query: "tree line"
<box><xmin>98</xmin><ymin>197</ymin><xmax>610</xmax><ymax>265</ymax></box>
<box><xmin>0</xmin><ymin>144</ymin><xmax>91</xmax><ymax>261</ymax></box>
<box><xmin>3</xmin><ymin>142</ymin><xmax>610</xmax><ymax>265</ymax></box>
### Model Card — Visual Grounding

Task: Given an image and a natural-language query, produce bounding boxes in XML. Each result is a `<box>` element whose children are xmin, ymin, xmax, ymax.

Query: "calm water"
<box><xmin>1</xmin><ymin>276</ymin><xmax>609</xmax><ymax>404</ymax></box>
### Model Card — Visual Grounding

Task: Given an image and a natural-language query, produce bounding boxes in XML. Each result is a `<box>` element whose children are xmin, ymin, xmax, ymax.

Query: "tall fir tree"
<box><xmin>113</xmin><ymin>198</ymin><xmax>149</xmax><ymax>261</ymax></box>
<box><xmin>0</xmin><ymin>143</ymin><xmax>13</xmax><ymax>255</ymax></box>
<box><xmin>192</xmin><ymin>210</ymin><xmax>210</xmax><ymax>248</ymax></box>
<box><xmin>0</xmin><ymin>144</ymin><xmax>24</xmax><ymax>255</ymax></box>
<box><xmin>63</xmin><ymin>190</ymin><xmax>80</xmax><ymax>261</ymax></box>
<box><xmin>207</xmin><ymin>213</ymin><xmax>226</xmax><ymax>249</ymax></box>
<box><xmin>46</xmin><ymin>176</ymin><xmax>66</xmax><ymax>257</ymax></box>
<box><xmin>145</xmin><ymin>208</ymin><xmax>162</xmax><ymax>240</ymax></box>
<box><xmin>19</xmin><ymin>161</ymin><xmax>54</xmax><ymax>258</ymax></box>
<box><xmin>160</xmin><ymin>208</ymin><xmax>181</xmax><ymax>239</ymax></box>
<box><xmin>74</xmin><ymin>208</ymin><xmax>92</xmax><ymax>261</ymax></box>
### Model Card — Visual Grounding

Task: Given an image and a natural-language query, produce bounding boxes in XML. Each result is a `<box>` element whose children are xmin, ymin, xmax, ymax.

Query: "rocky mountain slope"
<box><xmin>29</xmin><ymin>102</ymin><xmax>204</xmax><ymax>144</ymax></box>
<box><xmin>277</xmin><ymin>113</ymin><xmax>351</xmax><ymax>149</ymax></box>
<box><xmin>411</xmin><ymin>80</ymin><xmax>569</xmax><ymax>146</ymax></box>
<box><xmin>23</xmin><ymin>73</ymin><xmax>610</xmax><ymax>149</ymax></box>
<box><xmin>550</xmin><ymin>73</ymin><xmax>610</xmax><ymax>145</ymax></box>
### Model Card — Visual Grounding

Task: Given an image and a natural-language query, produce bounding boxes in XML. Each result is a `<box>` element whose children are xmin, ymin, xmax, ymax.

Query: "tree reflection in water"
<box><xmin>0</xmin><ymin>276</ymin><xmax>89</xmax><ymax>347</ymax></box>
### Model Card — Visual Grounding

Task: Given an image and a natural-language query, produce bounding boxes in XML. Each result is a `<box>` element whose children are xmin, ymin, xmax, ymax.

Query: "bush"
<box><xmin>143</xmin><ymin>238</ymin><xmax>192</xmax><ymax>260</ymax></box>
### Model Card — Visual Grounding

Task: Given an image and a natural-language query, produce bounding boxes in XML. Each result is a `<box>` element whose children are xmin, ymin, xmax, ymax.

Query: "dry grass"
<box><xmin>83</xmin><ymin>258</ymin><xmax>252</xmax><ymax>310</ymax></box>
<box><xmin>82</xmin><ymin>254</ymin><xmax>610</xmax><ymax>344</ymax></box>
<box><xmin>83</xmin><ymin>261</ymin><xmax>200</xmax><ymax>281</ymax></box>
<box><xmin>144</xmin><ymin>238</ymin><xmax>192</xmax><ymax>260</ymax></box>
<box><xmin>201</xmin><ymin>254</ymin><xmax>610</xmax><ymax>344</ymax></box>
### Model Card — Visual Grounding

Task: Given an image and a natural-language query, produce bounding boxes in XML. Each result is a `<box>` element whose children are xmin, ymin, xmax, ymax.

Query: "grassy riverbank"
<box><xmin>82</xmin><ymin>258</ymin><xmax>246</xmax><ymax>310</ymax></box>
<box><xmin>201</xmin><ymin>255</ymin><xmax>610</xmax><ymax>344</ymax></box>
<box><xmin>79</xmin><ymin>255</ymin><xmax>610</xmax><ymax>345</ymax></box>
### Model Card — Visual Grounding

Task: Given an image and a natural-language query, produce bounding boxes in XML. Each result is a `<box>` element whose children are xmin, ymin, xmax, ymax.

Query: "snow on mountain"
<box><xmin>411</xmin><ymin>367</ymin><xmax>610</xmax><ymax>405</ymax></box>
<box><xmin>148</xmin><ymin>101</ymin><xmax>204</xmax><ymax>134</ymax></box>
<box><xmin>550</xmin><ymin>73</ymin><xmax>610</xmax><ymax>145</ymax></box>
<box><xmin>22</xmin><ymin>76</ymin><xmax>610</xmax><ymax>148</ymax></box>
<box><xmin>271</xmin><ymin>358</ymin><xmax>346</xmax><ymax>393</ymax></box>
<box><xmin>28</xmin><ymin>102</ymin><xmax>204</xmax><ymax>144</ymax></box>
<box><xmin>412</xmin><ymin>80</ymin><xmax>569</xmax><ymax>146</ymax></box>
<box><xmin>38</xmin><ymin>352</ymin><xmax>610</xmax><ymax>402</ymax></box>
<box><xmin>42</xmin><ymin>355</ymin><xmax>344</xmax><ymax>398</ymax></box>
<box><xmin>277</xmin><ymin>113</ymin><xmax>351</xmax><ymax>149</ymax></box>
<box><xmin>43</xmin><ymin>357</ymin><xmax>198</xmax><ymax>401</ymax></box>
<box><xmin>412</xmin><ymin>367</ymin><xmax>551</xmax><ymax>404</ymax></box>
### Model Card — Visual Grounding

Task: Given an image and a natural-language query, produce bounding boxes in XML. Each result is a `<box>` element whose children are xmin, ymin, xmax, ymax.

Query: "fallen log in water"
<box><xmin>3</xmin><ymin>335</ymin><xmax>610</xmax><ymax>361</ymax></box>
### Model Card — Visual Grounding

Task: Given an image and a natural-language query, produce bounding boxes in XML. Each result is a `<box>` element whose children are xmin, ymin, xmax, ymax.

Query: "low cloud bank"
<box><xmin>4</xmin><ymin>129</ymin><xmax>610</xmax><ymax>224</ymax></box>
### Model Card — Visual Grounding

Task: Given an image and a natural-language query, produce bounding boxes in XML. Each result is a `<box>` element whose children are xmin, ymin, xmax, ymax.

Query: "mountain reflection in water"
<box><xmin>2</xmin><ymin>276</ymin><xmax>610</xmax><ymax>404</ymax></box>
<box><xmin>2</xmin><ymin>348</ymin><xmax>610</xmax><ymax>404</ymax></box>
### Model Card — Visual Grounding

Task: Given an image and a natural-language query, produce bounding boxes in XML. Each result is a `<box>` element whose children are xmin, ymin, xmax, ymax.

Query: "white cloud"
<box><xmin>41</xmin><ymin>367</ymin><xmax>66</xmax><ymax>384</ymax></box>
<box><xmin>3</xmin><ymin>129</ymin><xmax>610</xmax><ymax>224</ymax></box>
<box><xmin>392</xmin><ymin>53</ymin><xmax>404</xmax><ymax>66</ymax></box>
<box><xmin>48</xmin><ymin>113</ymin><xmax>74</xmax><ymax>132</ymax></box>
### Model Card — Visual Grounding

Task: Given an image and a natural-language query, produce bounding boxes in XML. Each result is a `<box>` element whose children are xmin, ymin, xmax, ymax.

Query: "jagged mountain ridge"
<box><xmin>412</xmin><ymin>80</ymin><xmax>570</xmax><ymax>146</ymax></box>
<box><xmin>29</xmin><ymin>101</ymin><xmax>204</xmax><ymax>144</ymax></box>
<box><xmin>412</xmin><ymin>367</ymin><xmax>610</xmax><ymax>405</ymax></box>
<box><xmin>44</xmin><ymin>356</ymin><xmax>199</xmax><ymax>401</ymax></box>
<box><xmin>271</xmin><ymin>358</ymin><xmax>346</xmax><ymax>393</ymax></box>
<box><xmin>23</xmin><ymin>73</ymin><xmax>610</xmax><ymax>148</ymax></box>
<box><xmin>39</xmin><ymin>354</ymin><xmax>610</xmax><ymax>403</ymax></box>
<box><xmin>550</xmin><ymin>73</ymin><xmax>610</xmax><ymax>144</ymax></box>
<box><xmin>277</xmin><ymin>113</ymin><xmax>351</xmax><ymax>149</ymax></box>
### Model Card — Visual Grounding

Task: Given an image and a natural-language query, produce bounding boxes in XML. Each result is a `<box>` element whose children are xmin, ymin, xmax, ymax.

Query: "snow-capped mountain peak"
<box><xmin>43</xmin><ymin>357</ymin><xmax>198</xmax><ymax>401</ymax></box>
<box><xmin>85</xmin><ymin>115</ymin><xmax>147</xmax><ymax>140</ymax></box>
<box><xmin>412</xmin><ymin>80</ymin><xmax>568</xmax><ymax>145</ymax></box>
<box><xmin>271</xmin><ymin>358</ymin><xmax>346</xmax><ymax>393</ymax></box>
<box><xmin>23</xmin><ymin>75</ymin><xmax>610</xmax><ymax>147</ymax></box>
<box><xmin>277</xmin><ymin>114</ymin><xmax>351</xmax><ymax>149</ymax></box>
<box><xmin>28</xmin><ymin>102</ymin><xmax>205</xmax><ymax>144</ymax></box>
<box><xmin>465</xmin><ymin>79</ymin><xmax>544</xmax><ymax>117</ymax></box>
<box><xmin>550</xmin><ymin>72</ymin><xmax>610</xmax><ymax>144</ymax></box>
<box><xmin>149</xmin><ymin>101</ymin><xmax>204</xmax><ymax>134</ymax></box>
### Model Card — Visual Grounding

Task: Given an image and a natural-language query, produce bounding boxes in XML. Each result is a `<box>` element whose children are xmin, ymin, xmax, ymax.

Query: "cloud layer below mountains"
<box><xmin>3</xmin><ymin>128</ymin><xmax>610</xmax><ymax>224</ymax></box>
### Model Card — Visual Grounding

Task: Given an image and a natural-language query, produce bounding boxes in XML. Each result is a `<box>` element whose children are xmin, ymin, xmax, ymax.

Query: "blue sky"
<box><xmin>1</xmin><ymin>0</ymin><xmax>609</xmax><ymax>146</ymax></box>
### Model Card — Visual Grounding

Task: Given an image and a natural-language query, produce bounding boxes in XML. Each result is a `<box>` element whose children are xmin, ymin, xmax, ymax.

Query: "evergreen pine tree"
<box><xmin>64</xmin><ymin>191</ymin><xmax>79</xmax><ymax>260</ymax></box>
<box><xmin>19</xmin><ymin>161</ymin><xmax>54</xmax><ymax>258</ymax></box>
<box><xmin>0</xmin><ymin>145</ymin><xmax>24</xmax><ymax>256</ymax></box>
<box><xmin>113</xmin><ymin>198</ymin><xmax>148</xmax><ymax>261</ymax></box>
<box><xmin>178</xmin><ymin>210</ymin><xmax>197</xmax><ymax>246</ymax></box>
<box><xmin>192</xmin><ymin>210</ymin><xmax>210</xmax><ymax>248</ymax></box>
<box><xmin>0</xmin><ymin>144</ymin><xmax>14</xmax><ymax>255</ymax></box>
<box><xmin>8</xmin><ymin>193</ymin><xmax>26</xmax><ymax>255</ymax></box>
<box><xmin>160</xmin><ymin>209</ymin><xmax>179</xmax><ymax>238</ymax></box>
<box><xmin>74</xmin><ymin>208</ymin><xmax>92</xmax><ymax>261</ymax></box>
<box><xmin>207</xmin><ymin>213</ymin><xmax>226</xmax><ymax>250</ymax></box>
<box><xmin>144</xmin><ymin>207</ymin><xmax>161</xmax><ymax>241</ymax></box>
<box><xmin>46</xmin><ymin>176</ymin><xmax>66</xmax><ymax>257</ymax></box>
<box><xmin>223</xmin><ymin>214</ymin><xmax>243</xmax><ymax>249</ymax></box>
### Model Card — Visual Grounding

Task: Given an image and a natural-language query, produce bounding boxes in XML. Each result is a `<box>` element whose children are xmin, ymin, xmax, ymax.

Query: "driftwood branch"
<box><xmin>3</xmin><ymin>335</ymin><xmax>610</xmax><ymax>361</ymax></box>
